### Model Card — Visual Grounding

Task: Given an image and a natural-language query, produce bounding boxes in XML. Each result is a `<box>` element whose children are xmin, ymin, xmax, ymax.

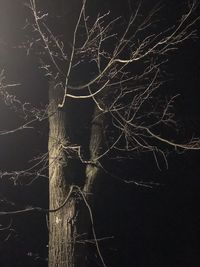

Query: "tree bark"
<box><xmin>81</xmin><ymin>106</ymin><xmax>105</xmax><ymax>266</ymax></box>
<box><xmin>48</xmin><ymin>81</ymin><xmax>77</xmax><ymax>267</ymax></box>
<box><xmin>84</xmin><ymin>106</ymin><xmax>104</xmax><ymax>196</ymax></box>
<box><xmin>48</xmin><ymin>80</ymin><xmax>105</xmax><ymax>266</ymax></box>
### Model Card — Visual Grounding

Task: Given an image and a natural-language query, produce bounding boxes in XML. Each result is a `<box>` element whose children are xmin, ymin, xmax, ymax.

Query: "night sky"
<box><xmin>0</xmin><ymin>0</ymin><xmax>200</xmax><ymax>267</ymax></box>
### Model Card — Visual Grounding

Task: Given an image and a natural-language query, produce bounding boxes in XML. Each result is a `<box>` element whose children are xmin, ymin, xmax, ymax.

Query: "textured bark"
<box><xmin>84</xmin><ymin>106</ymin><xmax>104</xmax><ymax>197</ymax></box>
<box><xmin>83</xmin><ymin>106</ymin><xmax>107</xmax><ymax>267</ymax></box>
<box><xmin>73</xmin><ymin>105</ymin><xmax>105</xmax><ymax>266</ymax></box>
<box><xmin>48</xmin><ymin>82</ymin><xmax>77</xmax><ymax>267</ymax></box>
<box><xmin>48</xmin><ymin>81</ymin><xmax>105</xmax><ymax>266</ymax></box>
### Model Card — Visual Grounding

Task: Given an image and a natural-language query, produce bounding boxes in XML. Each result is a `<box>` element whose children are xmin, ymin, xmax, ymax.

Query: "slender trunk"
<box><xmin>48</xmin><ymin>82</ymin><xmax>77</xmax><ymax>267</ymax></box>
<box><xmin>80</xmin><ymin>106</ymin><xmax>105</xmax><ymax>266</ymax></box>
<box><xmin>84</xmin><ymin>106</ymin><xmax>104</xmax><ymax>196</ymax></box>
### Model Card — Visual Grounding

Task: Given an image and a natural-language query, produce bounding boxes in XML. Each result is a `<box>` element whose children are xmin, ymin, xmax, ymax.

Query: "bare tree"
<box><xmin>0</xmin><ymin>0</ymin><xmax>200</xmax><ymax>266</ymax></box>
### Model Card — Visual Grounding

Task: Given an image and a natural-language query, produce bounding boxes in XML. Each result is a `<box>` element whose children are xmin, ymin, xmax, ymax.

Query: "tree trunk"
<box><xmin>84</xmin><ymin>106</ymin><xmax>104</xmax><ymax>196</ymax></box>
<box><xmin>81</xmin><ymin>106</ymin><xmax>106</xmax><ymax>266</ymax></box>
<box><xmin>48</xmin><ymin>81</ymin><xmax>77</xmax><ymax>267</ymax></box>
<box><xmin>48</xmin><ymin>81</ymin><xmax>104</xmax><ymax>266</ymax></box>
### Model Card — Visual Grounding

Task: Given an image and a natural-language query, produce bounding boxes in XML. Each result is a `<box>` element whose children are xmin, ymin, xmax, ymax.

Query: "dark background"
<box><xmin>0</xmin><ymin>0</ymin><xmax>200</xmax><ymax>266</ymax></box>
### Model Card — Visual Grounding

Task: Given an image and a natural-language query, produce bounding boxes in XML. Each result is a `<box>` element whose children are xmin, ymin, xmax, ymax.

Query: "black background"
<box><xmin>0</xmin><ymin>0</ymin><xmax>200</xmax><ymax>266</ymax></box>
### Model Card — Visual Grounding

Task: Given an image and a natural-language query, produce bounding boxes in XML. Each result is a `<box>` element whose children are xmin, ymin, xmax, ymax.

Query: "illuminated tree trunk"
<box><xmin>48</xmin><ymin>81</ymin><xmax>77</xmax><ymax>267</ymax></box>
<box><xmin>48</xmin><ymin>80</ymin><xmax>104</xmax><ymax>267</ymax></box>
<box><xmin>84</xmin><ymin>106</ymin><xmax>104</xmax><ymax>196</ymax></box>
